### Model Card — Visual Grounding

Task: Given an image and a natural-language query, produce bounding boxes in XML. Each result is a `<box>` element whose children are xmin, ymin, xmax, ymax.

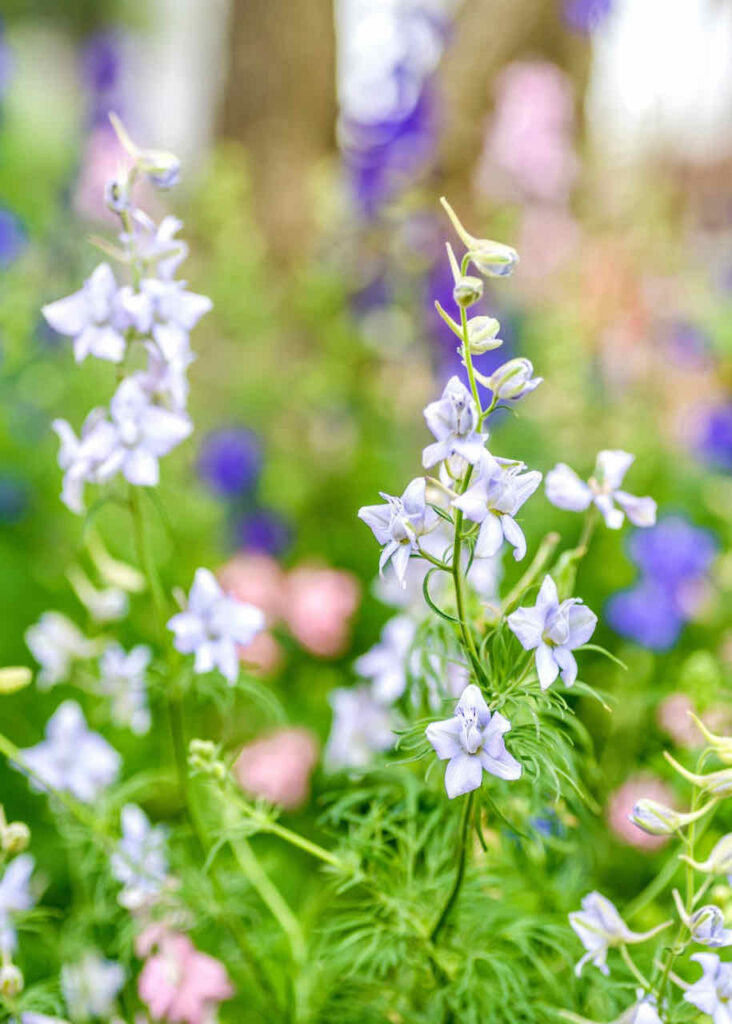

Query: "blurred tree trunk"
<box><xmin>219</xmin><ymin>0</ymin><xmax>337</xmax><ymax>262</ymax></box>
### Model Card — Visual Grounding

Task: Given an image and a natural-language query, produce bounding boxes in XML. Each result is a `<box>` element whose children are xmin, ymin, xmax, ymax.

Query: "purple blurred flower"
<box><xmin>563</xmin><ymin>0</ymin><xmax>614</xmax><ymax>34</ymax></box>
<box><xmin>0</xmin><ymin>208</ymin><xmax>27</xmax><ymax>268</ymax></box>
<box><xmin>698</xmin><ymin>404</ymin><xmax>732</xmax><ymax>473</ymax></box>
<box><xmin>628</xmin><ymin>517</ymin><xmax>717</xmax><ymax>588</ymax></box>
<box><xmin>234</xmin><ymin>509</ymin><xmax>292</xmax><ymax>556</ymax></box>
<box><xmin>606</xmin><ymin>579</ymin><xmax>684</xmax><ymax>652</ymax></box>
<box><xmin>81</xmin><ymin>31</ymin><xmax>123</xmax><ymax>126</ymax></box>
<box><xmin>197</xmin><ymin>427</ymin><xmax>261</xmax><ymax>498</ymax></box>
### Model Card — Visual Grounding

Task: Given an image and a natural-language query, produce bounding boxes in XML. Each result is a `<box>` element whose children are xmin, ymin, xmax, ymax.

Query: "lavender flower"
<box><xmin>167</xmin><ymin>568</ymin><xmax>265</xmax><ymax>683</ymax></box>
<box><xmin>325</xmin><ymin>685</ymin><xmax>395</xmax><ymax>768</ymax></box>
<box><xmin>354</xmin><ymin>615</ymin><xmax>416</xmax><ymax>703</ymax></box>
<box><xmin>545</xmin><ymin>450</ymin><xmax>656</xmax><ymax>529</ymax></box>
<box><xmin>628</xmin><ymin>516</ymin><xmax>717</xmax><ymax>587</ymax></box>
<box><xmin>688</xmin><ymin>906</ymin><xmax>732</xmax><ymax>948</ymax></box>
<box><xmin>234</xmin><ymin>509</ymin><xmax>292</xmax><ymax>556</ymax></box>
<box><xmin>99</xmin><ymin>644</ymin><xmax>151</xmax><ymax>734</ymax></box>
<box><xmin>25</xmin><ymin>612</ymin><xmax>96</xmax><ymax>688</ymax></box>
<box><xmin>42</xmin><ymin>263</ymin><xmax>130</xmax><ymax>364</ymax></box>
<box><xmin>425</xmin><ymin>683</ymin><xmax>521</xmax><ymax>799</ymax></box>
<box><xmin>684</xmin><ymin>953</ymin><xmax>732</xmax><ymax>1022</ymax></box>
<box><xmin>507</xmin><ymin>575</ymin><xmax>597</xmax><ymax>689</ymax></box>
<box><xmin>606</xmin><ymin>579</ymin><xmax>683</xmax><ymax>652</ymax></box>
<box><xmin>564</xmin><ymin>0</ymin><xmax>614</xmax><ymax>34</ymax></box>
<box><xmin>61</xmin><ymin>952</ymin><xmax>125</xmax><ymax>1021</ymax></box>
<box><xmin>698</xmin><ymin>403</ymin><xmax>732</xmax><ymax>473</ymax></box>
<box><xmin>197</xmin><ymin>427</ymin><xmax>261</xmax><ymax>498</ymax></box>
<box><xmin>110</xmin><ymin>804</ymin><xmax>168</xmax><ymax>909</ymax></box>
<box><xmin>569</xmin><ymin>892</ymin><xmax>666</xmax><ymax>976</ymax></box>
<box><xmin>139</xmin><ymin>278</ymin><xmax>212</xmax><ymax>362</ymax></box>
<box><xmin>0</xmin><ymin>855</ymin><xmax>35</xmax><ymax>954</ymax></box>
<box><xmin>422</xmin><ymin>376</ymin><xmax>486</xmax><ymax>471</ymax></box>
<box><xmin>120</xmin><ymin>211</ymin><xmax>188</xmax><ymax>280</ymax></box>
<box><xmin>358</xmin><ymin>477</ymin><xmax>439</xmax><ymax>586</ymax></box>
<box><xmin>452</xmin><ymin>451</ymin><xmax>542</xmax><ymax>561</ymax></box>
<box><xmin>51</xmin><ymin>412</ymin><xmax>119</xmax><ymax>514</ymax></box>
<box><xmin>18</xmin><ymin>701</ymin><xmax>120</xmax><ymax>803</ymax></box>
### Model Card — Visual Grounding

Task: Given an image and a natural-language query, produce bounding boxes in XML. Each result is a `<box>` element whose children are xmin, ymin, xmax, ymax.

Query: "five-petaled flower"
<box><xmin>545</xmin><ymin>450</ymin><xmax>656</xmax><ymax>530</ymax></box>
<box><xmin>422</xmin><ymin>375</ymin><xmax>486</xmax><ymax>472</ymax></box>
<box><xmin>168</xmin><ymin>568</ymin><xmax>265</xmax><ymax>683</ymax></box>
<box><xmin>452</xmin><ymin>451</ymin><xmax>542</xmax><ymax>561</ymax></box>
<box><xmin>358</xmin><ymin>477</ymin><xmax>439</xmax><ymax>587</ymax></box>
<box><xmin>684</xmin><ymin>953</ymin><xmax>732</xmax><ymax>1023</ymax></box>
<box><xmin>507</xmin><ymin>575</ymin><xmax>597</xmax><ymax>689</ymax></box>
<box><xmin>425</xmin><ymin>683</ymin><xmax>522</xmax><ymax>799</ymax></box>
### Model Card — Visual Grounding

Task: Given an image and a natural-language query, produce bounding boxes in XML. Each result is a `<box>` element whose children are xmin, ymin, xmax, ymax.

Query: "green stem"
<box><xmin>620</xmin><ymin>944</ymin><xmax>653</xmax><ymax>993</ymax></box>
<box><xmin>231</xmin><ymin>796</ymin><xmax>346</xmax><ymax>870</ymax></box>
<box><xmin>501</xmin><ymin>532</ymin><xmax>561</xmax><ymax>616</ymax></box>
<box><xmin>430</xmin><ymin>790</ymin><xmax>474</xmax><ymax>943</ymax></box>
<box><xmin>128</xmin><ymin>484</ymin><xmax>167</xmax><ymax>641</ymax></box>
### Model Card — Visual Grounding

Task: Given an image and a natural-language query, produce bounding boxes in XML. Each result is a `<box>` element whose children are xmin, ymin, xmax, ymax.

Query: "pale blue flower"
<box><xmin>99</xmin><ymin>644</ymin><xmax>151</xmax><ymax>734</ymax></box>
<box><xmin>684</xmin><ymin>953</ymin><xmax>732</xmax><ymax>1023</ymax></box>
<box><xmin>545</xmin><ymin>450</ymin><xmax>656</xmax><ymax>530</ymax></box>
<box><xmin>452</xmin><ymin>451</ymin><xmax>541</xmax><ymax>561</ymax></box>
<box><xmin>0</xmin><ymin>854</ymin><xmax>35</xmax><ymax>953</ymax></box>
<box><xmin>52</xmin><ymin>411</ymin><xmax>119</xmax><ymax>514</ymax></box>
<box><xmin>689</xmin><ymin>906</ymin><xmax>732</xmax><ymax>949</ymax></box>
<box><xmin>422</xmin><ymin>375</ymin><xmax>486</xmax><ymax>470</ymax></box>
<box><xmin>18</xmin><ymin>701</ymin><xmax>120</xmax><ymax>803</ymax></box>
<box><xmin>42</xmin><ymin>263</ymin><xmax>128</xmax><ymax>364</ymax></box>
<box><xmin>326</xmin><ymin>686</ymin><xmax>395</xmax><ymax>769</ymax></box>
<box><xmin>358</xmin><ymin>477</ymin><xmax>439</xmax><ymax>586</ymax></box>
<box><xmin>569</xmin><ymin>891</ymin><xmax>663</xmax><ymax>977</ymax></box>
<box><xmin>425</xmin><ymin>683</ymin><xmax>521</xmax><ymax>799</ymax></box>
<box><xmin>168</xmin><ymin>568</ymin><xmax>265</xmax><ymax>683</ymax></box>
<box><xmin>25</xmin><ymin>612</ymin><xmax>96</xmax><ymax>688</ymax></box>
<box><xmin>61</xmin><ymin>951</ymin><xmax>124</xmax><ymax>1021</ymax></box>
<box><xmin>507</xmin><ymin>575</ymin><xmax>596</xmax><ymax>689</ymax></box>
<box><xmin>110</xmin><ymin>803</ymin><xmax>168</xmax><ymax>909</ymax></box>
<box><xmin>355</xmin><ymin>615</ymin><xmax>416</xmax><ymax>704</ymax></box>
<box><xmin>140</xmin><ymin>278</ymin><xmax>212</xmax><ymax>363</ymax></box>
<box><xmin>121</xmin><ymin>211</ymin><xmax>188</xmax><ymax>280</ymax></box>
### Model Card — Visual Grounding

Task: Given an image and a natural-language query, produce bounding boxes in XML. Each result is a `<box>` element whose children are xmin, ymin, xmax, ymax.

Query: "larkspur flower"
<box><xmin>61</xmin><ymin>952</ymin><xmax>125</xmax><ymax>1021</ymax></box>
<box><xmin>96</xmin><ymin>376</ymin><xmax>192</xmax><ymax>488</ymax></box>
<box><xmin>140</xmin><ymin>278</ymin><xmax>212</xmax><ymax>362</ymax></box>
<box><xmin>42</xmin><ymin>263</ymin><xmax>130</xmax><ymax>364</ymax></box>
<box><xmin>196</xmin><ymin>427</ymin><xmax>261</xmax><ymax>498</ymax></box>
<box><xmin>688</xmin><ymin>905</ymin><xmax>732</xmax><ymax>948</ymax></box>
<box><xmin>99</xmin><ymin>643</ymin><xmax>152</xmax><ymax>734</ymax></box>
<box><xmin>422</xmin><ymin>375</ymin><xmax>486</xmax><ymax>471</ymax></box>
<box><xmin>355</xmin><ymin>615</ymin><xmax>416</xmax><ymax>704</ymax></box>
<box><xmin>137</xmin><ymin>341</ymin><xmax>195</xmax><ymax>414</ymax></box>
<box><xmin>120</xmin><ymin>210</ymin><xmax>188</xmax><ymax>279</ymax></box>
<box><xmin>0</xmin><ymin>855</ymin><xmax>35</xmax><ymax>954</ymax></box>
<box><xmin>569</xmin><ymin>891</ymin><xmax>668</xmax><ymax>976</ymax></box>
<box><xmin>452</xmin><ymin>451</ymin><xmax>541</xmax><ymax>561</ymax></box>
<box><xmin>545</xmin><ymin>450</ymin><xmax>656</xmax><ymax>530</ymax></box>
<box><xmin>110</xmin><ymin>804</ymin><xmax>168</xmax><ymax>909</ymax></box>
<box><xmin>684</xmin><ymin>952</ymin><xmax>732</xmax><ymax>1022</ymax></box>
<box><xmin>358</xmin><ymin>477</ymin><xmax>439</xmax><ymax>586</ymax></box>
<box><xmin>52</xmin><ymin>411</ymin><xmax>119</xmax><ymax>514</ymax></box>
<box><xmin>25</xmin><ymin>612</ymin><xmax>97</xmax><ymax>688</ymax></box>
<box><xmin>167</xmin><ymin>568</ymin><xmax>265</xmax><ymax>683</ymax></box>
<box><xmin>425</xmin><ymin>683</ymin><xmax>521</xmax><ymax>799</ymax></box>
<box><xmin>483</xmin><ymin>357</ymin><xmax>543</xmax><ymax>402</ymax></box>
<box><xmin>18</xmin><ymin>701</ymin><xmax>120</xmax><ymax>803</ymax></box>
<box><xmin>617</xmin><ymin>992</ymin><xmax>663</xmax><ymax>1024</ymax></box>
<box><xmin>507</xmin><ymin>575</ymin><xmax>597</xmax><ymax>689</ymax></box>
<box><xmin>325</xmin><ymin>685</ymin><xmax>395</xmax><ymax>769</ymax></box>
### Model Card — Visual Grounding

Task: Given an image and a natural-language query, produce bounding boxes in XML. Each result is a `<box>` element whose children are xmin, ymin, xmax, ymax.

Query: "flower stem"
<box><xmin>430</xmin><ymin>790</ymin><xmax>475</xmax><ymax>943</ymax></box>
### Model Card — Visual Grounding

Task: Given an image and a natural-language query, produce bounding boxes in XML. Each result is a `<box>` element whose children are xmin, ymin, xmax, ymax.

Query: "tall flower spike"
<box><xmin>358</xmin><ymin>477</ymin><xmax>439</xmax><ymax>587</ymax></box>
<box><xmin>440</xmin><ymin>196</ymin><xmax>519</xmax><ymax>278</ymax></box>
<box><xmin>545</xmin><ymin>450</ymin><xmax>656</xmax><ymax>530</ymax></box>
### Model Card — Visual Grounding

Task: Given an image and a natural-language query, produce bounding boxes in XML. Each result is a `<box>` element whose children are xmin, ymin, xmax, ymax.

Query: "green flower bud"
<box><xmin>665</xmin><ymin>751</ymin><xmax>732</xmax><ymax>795</ymax></box>
<box><xmin>689</xmin><ymin>713</ymin><xmax>732</xmax><ymax>765</ymax></box>
<box><xmin>0</xmin><ymin>964</ymin><xmax>23</xmax><ymax>998</ymax></box>
<box><xmin>453</xmin><ymin>276</ymin><xmax>483</xmax><ymax>308</ymax></box>
<box><xmin>0</xmin><ymin>667</ymin><xmax>32</xmax><ymax>694</ymax></box>
<box><xmin>2</xmin><ymin>821</ymin><xmax>30</xmax><ymax>854</ymax></box>
<box><xmin>440</xmin><ymin>196</ymin><xmax>519</xmax><ymax>278</ymax></box>
<box><xmin>629</xmin><ymin>799</ymin><xmax>711</xmax><ymax>837</ymax></box>
<box><xmin>467</xmin><ymin>316</ymin><xmax>502</xmax><ymax>354</ymax></box>
<box><xmin>680</xmin><ymin>832</ymin><xmax>732</xmax><ymax>874</ymax></box>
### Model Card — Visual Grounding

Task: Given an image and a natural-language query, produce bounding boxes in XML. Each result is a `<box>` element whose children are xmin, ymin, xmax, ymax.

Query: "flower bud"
<box><xmin>440</xmin><ymin>196</ymin><xmax>519</xmax><ymax>278</ymax></box>
<box><xmin>109</xmin><ymin>112</ymin><xmax>181</xmax><ymax>190</ymax></box>
<box><xmin>453</xmin><ymin>276</ymin><xmax>483</xmax><ymax>308</ymax></box>
<box><xmin>104</xmin><ymin>176</ymin><xmax>130</xmax><ymax>214</ymax></box>
<box><xmin>487</xmin><ymin>358</ymin><xmax>542</xmax><ymax>401</ymax></box>
<box><xmin>467</xmin><ymin>316</ymin><xmax>502</xmax><ymax>354</ymax></box>
<box><xmin>689</xmin><ymin>904</ymin><xmax>732</xmax><ymax>946</ymax></box>
<box><xmin>664</xmin><ymin>751</ymin><xmax>732</xmax><ymax>796</ymax></box>
<box><xmin>689</xmin><ymin>713</ymin><xmax>732</xmax><ymax>765</ymax></box>
<box><xmin>2</xmin><ymin>821</ymin><xmax>30</xmax><ymax>854</ymax></box>
<box><xmin>629</xmin><ymin>799</ymin><xmax>709</xmax><ymax>837</ymax></box>
<box><xmin>681</xmin><ymin>833</ymin><xmax>732</xmax><ymax>874</ymax></box>
<box><xmin>0</xmin><ymin>667</ymin><xmax>32</xmax><ymax>694</ymax></box>
<box><xmin>0</xmin><ymin>964</ymin><xmax>23</xmax><ymax>998</ymax></box>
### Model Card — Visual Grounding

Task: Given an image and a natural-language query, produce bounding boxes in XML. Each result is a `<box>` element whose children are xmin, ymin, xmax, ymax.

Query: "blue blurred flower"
<box><xmin>698</xmin><ymin>404</ymin><xmax>732</xmax><ymax>473</ymax></box>
<box><xmin>606</xmin><ymin>579</ymin><xmax>684</xmax><ymax>652</ymax></box>
<box><xmin>563</xmin><ymin>0</ymin><xmax>614</xmax><ymax>34</ymax></box>
<box><xmin>0</xmin><ymin>208</ymin><xmax>27</xmax><ymax>268</ymax></box>
<box><xmin>0</xmin><ymin>473</ymin><xmax>29</xmax><ymax>524</ymax></box>
<box><xmin>197</xmin><ymin>427</ymin><xmax>261</xmax><ymax>498</ymax></box>
<box><xmin>81</xmin><ymin>31</ymin><xmax>123</xmax><ymax>126</ymax></box>
<box><xmin>628</xmin><ymin>517</ymin><xmax>717</xmax><ymax>588</ymax></box>
<box><xmin>234</xmin><ymin>509</ymin><xmax>291</xmax><ymax>556</ymax></box>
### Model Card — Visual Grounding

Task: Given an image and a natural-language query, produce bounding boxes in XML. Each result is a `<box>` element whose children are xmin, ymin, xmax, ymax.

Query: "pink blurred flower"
<box><xmin>283</xmin><ymin>567</ymin><xmax>360</xmax><ymax>658</ymax></box>
<box><xmin>137</xmin><ymin>928</ymin><xmax>232</xmax><ymax>1024</ymax></box>
<box><xmin>607</xmin><ymin>775</ymin><xmax>676</xmax><ymax>851</ymax></box>
<box><xmin>657</xmin><ymin>694</ymin><xmax>704</xmax><ymax>749</ymax></box>
<box><xmin>218</xmin><ymin>553</ymin><xmax>285</xmax><ymax>623</ymax></box>
<box><xmin>239</xmin><ymin>630</ymin><xmax>283</xmax><ymax>675</ymax></box>
<box><xmin>234</xmin><ymin>727</ymin><xmax>319</xmax><ymax>810</ymax></box>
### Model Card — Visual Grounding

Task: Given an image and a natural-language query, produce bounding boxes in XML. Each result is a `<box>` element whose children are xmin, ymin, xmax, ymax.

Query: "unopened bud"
<box><xmin>665</xmin><ymin>751</ymin><xmax>732</xmax><ymax>796</ymax></box>
<box><xmin>2</xmin><ymin>821</ymin><xmax>30</xmax><ymax>854</ymax></box>
<box><xmin>690</xmin><ymin>713</ymin><xmax>732</xmax><ymax>765</ymax></box>
<box><xmin>453</xmin><ymin>275</ymin><xmax>483</xmax><ymax>308</ymax></box>
<box><xmin>109</xmin><ymin>112</ymin><xmax>181</xmax><ymax>190</ymax></box>
<box><xmin>0</xmin><ymin>667</ymin><xmax>32</xmax><ymax>694</ymax></box>
<box><xmin>104</xmin><ymin>176</ymin><xmax>130</xmax><ymax>214</ymax></box>
<box><xmin>440</xmin><ymin>197</ymin><xmax>519</xmax><ymax>278</ymax></box>
<box><xmin>0</xmin><ymin>964</ymin><xmax>23</xmax><ymax>997</ymax></box>
<box><xmin>486</xmin><ymin>358</ymin><xmax>542</xmax><ymax>401</ymax></box>
<box><xmin>467</xmin><ymin>316</ymin><xmax>502</xmax><ymax>354</ymax></box>
<box><xmin>629</xmin><ymin>799</ymin><xmax>710</xmax><ymax>837</ymax></box>
<box><xmin>680</xmin><ymin>832</ymin><xmax>732</xmax><ymax>875</ymax></box>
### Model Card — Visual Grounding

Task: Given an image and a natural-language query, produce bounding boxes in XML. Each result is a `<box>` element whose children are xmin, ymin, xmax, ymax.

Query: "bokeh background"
<box><xmin>1</xmin><ymin>0</ymin><xmax>732</xmax><ymax>989</ymax></box>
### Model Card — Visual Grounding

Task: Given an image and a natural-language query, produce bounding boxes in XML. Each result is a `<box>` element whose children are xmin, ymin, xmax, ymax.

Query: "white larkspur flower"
<box><xmin>325</xmin><ymin>685</ymin><xmax>395</xmax><ymax>769</ymax></box>
<box><xmin>42</xmin><ymin>263</ymin><xmax>128</xmax><ymax>364</ymax></box>
<box><xmin>96</xmin><ymin>377</ymin><xmax>192</xmax><ymax>488</ymax></box>
<box><xmin>137</xmin><ymin>341</ymin><xmax>195</xmax><ymax>414</ymax></box>
<box><xmin>61</xmin><ymin>952</ymin><xmax>125</xmax><ymax>1021</ymax></box>
<box><xmin>140</xmin><ymin>278</ymin><xmax>212</xmax><ymax>362</ymax></box>
<box><xmin>120</xmin><ymin>210</ymin><xmax>188</xmax><ymax>280</ymax></box>
<box><xmin>0</xmin><ymin>854</ymin><xmax>35</xmax><ymax>954</ymax></box>
<box><xmin>545</xmin><ymin>450</ymin><xmax>656</xmax><ymax>530</ymax></box>
<box><xmin>507</xmin><ymin>575</ymin><xmax>597</xmax><ymax>690</ymax></box>
<box><xmin>18</xmin><ymin>701</ymin><xmax>121</xmax><ymax>803</ymax></box>
<box><xmin>358</xmin><ymin>477</ymin><xmax>439</xmax><ymax>587</ymax></box>
<box><xmin>684</xmin><ymin>953</ymin><xmax>732</xmax><ymax>1023</ymax></box>
<box><xmin>452</xmin><ymin>451</ymin><xmax>542</xmax><ymax>561</ymax></box>
<box><xmin>110</xmin><ymin>803</ymin><xmax>168</xmax><ymax>909</ymax></box>
<box><xmin>52</xmin><ymin>411</ymin><xmax>120</xmax><ymax>514</ymax></box>
<box><xmin>425</xmin><ymin>683</ymin><xmax>521</xmax><ymax>799</ymax></box>
<box><xmin>167</xmin><ymin>568</ymin><xmax>265</xmax><ymax>683</ymax></box>
<box><xmin>422</xmin><ymin>376</ymin><xmax>486</xmax><ymax>471</ymax></box>
<box><xmin>569</xmin><ymin>891</ymin><xmax>668</xmax><ymax>976</ymax></box>
<box><xmin>355</xmin><ymin>616</ymin><xmax>416</xmax><ymax>704</ymax></box>
<box><xmin>99</xmin><ymin>644</ymin><xmax>152</xmax><ymax>735</ymax></box>
<box><xmin>25</xmin><ymin>612</ymin><xmax>97</xmax><ymax>688</ymax></box>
